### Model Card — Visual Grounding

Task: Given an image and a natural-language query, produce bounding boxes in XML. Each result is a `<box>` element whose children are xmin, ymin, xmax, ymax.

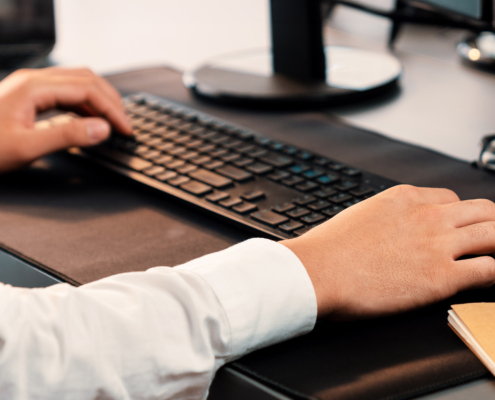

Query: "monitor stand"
<box><xmin>183</xmin><ymin>0</ymin><xmax>402</xmax><ymax>108</ymax></box>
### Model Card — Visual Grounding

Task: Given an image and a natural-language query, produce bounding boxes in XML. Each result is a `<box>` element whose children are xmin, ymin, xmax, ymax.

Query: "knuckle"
<box><xmin>391</xmin><ymin>184</ymin><xmax>420</xmax><ymax>199</ymax></box>
<box><xmin>442</xmin><ymin>188</ymin><xmax>460</xmax><ymax>202</ymax></box>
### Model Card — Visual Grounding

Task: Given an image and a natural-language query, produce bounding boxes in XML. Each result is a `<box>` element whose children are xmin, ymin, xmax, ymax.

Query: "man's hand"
<box><xmin>0</xmin><ymin>67</ymin><xmax>132</xmax><ymax>173</ymax></box>
<box><xmin>282</xmin><ymin>185</ymin><xmax>495</xmax><ymax>319</ymax></box>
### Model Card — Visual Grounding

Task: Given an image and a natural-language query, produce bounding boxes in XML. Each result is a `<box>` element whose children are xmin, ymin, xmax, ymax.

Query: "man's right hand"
<box><xmin>282</xmin><ymin>185</ymin><xmax>495</xmax><ymax>320</ymax></box>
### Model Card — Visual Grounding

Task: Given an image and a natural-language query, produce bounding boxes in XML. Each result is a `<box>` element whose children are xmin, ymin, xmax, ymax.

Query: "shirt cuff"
<box><xmin>175</xmin><ymin>238</ymin><xmax>317</xmax><ymax>360</ymax></box>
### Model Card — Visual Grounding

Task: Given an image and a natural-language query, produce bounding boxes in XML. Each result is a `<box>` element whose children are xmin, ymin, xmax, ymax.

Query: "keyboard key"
<box><xmin>296</xmin><ymin>151</ymin><xmax>313</xmax><ymax>160</ymax></box>
<box><xmin>251</xmin><ymin>209</ymin><xmax>288</xmax><ymax>227</ymax></box>
<box><xmin>293</xmin><ymin>195</ymin><xmax>317</xmax><ymax>205</ymax></box>
<box><xmin>209</xmin><ymin>148</ymin><xmax>229</xmax><ymax>158</ymax></box>
<box><xmin>241</xmin><ymin>190</ymin><xmax>265</xmax><ymax>201</ymax></box>
<box><xmin>334</xmin><ymin>180</ymin><xmax>359</xmax><ymax>191</ymax></box>
<box><xmin>234</xmin><ymin>157</ymin><xmax>254</xmax><ymax>167</ymax></box>
<box><xmin>272</xmin><ymin>202</ymin><xmax>295</xmax><ymax>214</ymax></box>
<box><xmin>281</xmin><ymin>175</ymin><xmax>304</xmax><ymax>186</ymax></box>
<box><xmin>165</xmin><ymin>159</ymin><xmax>186</xmax><ymax>170</ymax></box>
<box><xmin>215</xmin><ymin>165</ymin><xmax>252</xmax><ymax>181</ymax></box>
<box><xmin>188</xmin><ymin>168</ymin><xmax>233</xmax><ymax>188</ymax></box>
<box><xmin>167</xmin><ymin>146</ymin><xmax>187</xmax><ymax>156</ymax></box>
<box><xmin>196</xmin><ymin>144</ymin><xmax>216</xmax><ymax>153</ymax></box>
<box><xmin>142</xmin><ymin>165</ymin><xmax>166</xmax><ymax>176</ymax></box>
<box><xmin>141</xmin><ymin>150</ymin><xmax>162</xmax><ymax>160</ymax></box>
<box><xmin>246</xmin><ymin>162</ymin><xmax>273</xmax><ymax>174</ymax></box>
<box><xmin>190</xmin><ymin>155</ymin><xmax>212</xmax><ymax>165</ymax></box>
<box><xmin>203</xmin><ymin>160</ymin><xmax>224</xmax><ymax>170</ymax></box>
<box><xmin>180</xmin><ymin>180</ymin><xmax>212</xmax><ymax>196</ymax></box>
<box><xmin>313</xmin><ymin>187</ymin><xmax>337</xmax><ymax>198</ymax></box>
<box><xmin>246</xmin><ymin>147</ymin><xmax>268</xmax><ymax>158</ymax></box>
<box><xmin>294</xmin><ymin>226</ymin><xmax>313</xmax><ymax>236</ymax></box>
<box><xmin>322</xmin><ymin>205</ymin><xmax>344</xmax><ymax>217</ymax></box>
<box><xmin>223</xmin><ymin>139</ymin><xmax>243</xmax><ymax>149</ymax></box>
<box><xmin>342</xmin><ymin>167</ymin><xmax>362</xmax><ymax>177</ymax></box>
<box><xmin>301</xmin><ymin>213</ymin><xmax>325</xmax><ymax>224</ymax></box>
<box><xmin>235</xmin><ymin>143</ymin><xmax>255</xmax><ymax>153</ymax></box>
<box><xmin>317</xmin><ymin>174</ymin><xmax>339</xmax><ymax>185</ymax></box>
<box><xmin>254</xmin><ymin>137</ymin><xmax>271</xmax><ymax>146</ymax></box>
<box><xmin>268</xmin><ymin>142</ymin><xmax>284</xmax><ymax>151</ymax></box>
<box><xmin>233</xmin><ymin>202</ymin><xmax>258</xmax><ymax>214</ymax></box>
<box><xmin>153</xmin><ymin>154</ymin><xmax>174</xmax><ymax>165</ymax></box>
<box><xmin>176</xmin><ymin>164</ymin><xmax>198</xmax><ymax>174</ymax></box>
<box><xmin>155</xmin><ymin>170</ymin><xmax>178</xmax><ymax>181</ymax></box>
<box><xmin>154</xmin><ymin>142</ymin><xmax>175</xmax><ymax>152</ymax></box>
<box><xmin>168</xmin><ymin>176</ymin><xmax>190</xmax><ymax>186</ymax></box>
<box><xmin>134</xmin><ymin>145</ymin><xmax>151</xmax><ymax>155</ymax></box>
<box><xmin>329</xmin><ymin>193</ymin><xmax>353</xmax><ymax>204</ymax></box>
<box><xmin>178</xmin><ymin>151</ymin><xmax>199</xmax><ymax>161</ymax></box>
<box><xmin>303</xmin><ymin>169</ymin><xmax>324</xmax><ymax>179</ymax></box>
<box><xmin>219</xmin><ymin>197</ymin><xmax>243</xmax><ymax>208</ymax></box>
<box><xmin>289</xmin><ymin>164</ymin><xmax>309</xmax><ymax>174</ymax></box>
<box><xmin>278</xmin><ymin>220</ymin><xmax>304</xmax><ymax>233</ymax></box>
<box><xmin>327</xmin><ymin>161</ymin><xmax>345</xmax><ymax>171</ymax></box>
<box><xmin>343</xmin><ymin>198</ymin><xmax>362</xmax><ymax>208</ymax></box>
<box><xmin>221</xmin><ymin>153</ymin><xmax>241</xmax><ymax>162</ymax></box>
<box><xmin>259</xmin><ymin>153</ymin><xmax>293</xmax><ymax>167</ymax></box>
<box><xmin>287</xmin><ymin>207</ymin><xmax>310</xmax><ymax>218</ymax></box>
<box><xmin>185</xmin><ymin>139</ymin><xmax>204</xmax><ymax>149</ymax></box>
<box><xmin>205</xmin><ymin>191</ymin><xmax>230</xmax><ymax>203</ymax></box>
<box><xmin>282</xmin><ymin>145</ymin><xmax>298</xmax><ymax>155</ymax></box>
<box><xmin>308</xmin><ymin>200</ymin><xmax>331</xmax><ymax>211</ymax></box>
<box><xmin>267</xmin><ymin>170</ymin><xmax>290</xmax><ymax>181</ymax></box>
<box><xmin>314</xmin><ymin>157</ymin><xmax>330</xmax><ymax>166</ymax></box>
<box><xmin>295</xmin><ymin>181</ymin><xmax>319</xmax><ymax>192</ymax></box>
<box><xmin>350</xmin><ymin>186</ymin><xmax>375</xmax><ymax>197</ymax></box>
<box><xmin>88</xmin><ymin>147</ymin><xmax>153</xmax><ymax>171</ymax></box>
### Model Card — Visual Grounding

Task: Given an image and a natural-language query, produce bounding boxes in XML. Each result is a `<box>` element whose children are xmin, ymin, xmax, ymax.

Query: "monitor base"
<box><xmin>183</xmin><ymin>46</ymin><xmax>402</xmax><ymax>108</ymax></box>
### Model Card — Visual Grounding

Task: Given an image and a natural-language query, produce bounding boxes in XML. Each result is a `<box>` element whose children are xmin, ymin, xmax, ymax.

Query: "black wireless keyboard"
<box><xmin>73</xmin><ymin>93</ymin><xmax>399</xmax><ymax>240</ymax></box>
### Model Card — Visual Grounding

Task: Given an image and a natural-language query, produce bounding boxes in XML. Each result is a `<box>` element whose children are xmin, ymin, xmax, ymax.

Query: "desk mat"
<box><xmin>2</xmin><ymin>67</ymin><xmax>495</xmax><ymax>399</ymax></box>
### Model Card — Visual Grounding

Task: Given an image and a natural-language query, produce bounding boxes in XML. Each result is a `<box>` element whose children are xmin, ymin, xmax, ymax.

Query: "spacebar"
<box><xmin>87</xmin><ymin>146</ymin><xmax>153</xmax><ymax>171</ymax></box>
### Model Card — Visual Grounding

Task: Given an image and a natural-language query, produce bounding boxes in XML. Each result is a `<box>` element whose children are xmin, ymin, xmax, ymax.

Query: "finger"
<box><xmin>417</xmin><ymin>187</ymin><xmax>460</xmax><ymax>205</ymax></box>
<box><xmin>441</xmin><ymin>199</ymin><xmax>495</xmax><ymax>228</ymax></box>
<box><xmin>37</xmin><ymin>67</ymin><xmax>124</xmax><ymax>112</ymax></box>
<box><xmin>452</xmin><ymin>221</ymin><xmax>495</xmax><ymax>258</ymax></box>
<box><xmin>32</xmin><ymin>76</ymin><xmax>132</xmax><ymax>134</ymax></box>
<box><xmin>20</xmin><ymin>117</ymin><xmax>110</xmax><ymax>160</ymax></box>
<box><xmin>452</xmin><ymin>256</ymin><xmax>495</xmax><ymax>292</ymax></box>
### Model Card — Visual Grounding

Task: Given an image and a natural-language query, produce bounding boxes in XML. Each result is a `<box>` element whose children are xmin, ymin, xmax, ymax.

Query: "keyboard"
<box><xmin>74</xmin><ymin>92</ymin><xmax>399</xmax><ymax>240</ymax></box>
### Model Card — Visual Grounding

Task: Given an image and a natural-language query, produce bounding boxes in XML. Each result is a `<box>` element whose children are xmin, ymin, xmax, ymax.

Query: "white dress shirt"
<box><xmin>0</xmin><ymin>238</ymin><xmax>317</xmax><ymax>399</ymax></box>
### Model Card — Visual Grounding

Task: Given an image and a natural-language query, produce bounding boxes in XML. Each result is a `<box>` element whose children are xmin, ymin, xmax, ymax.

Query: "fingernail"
<box><xmin>86</xmin><ymin>119</ymin><xmax>110</xmax><ymax>143</ymax></box>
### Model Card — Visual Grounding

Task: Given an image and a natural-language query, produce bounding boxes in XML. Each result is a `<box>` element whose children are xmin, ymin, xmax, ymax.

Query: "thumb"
<box><xmin>28</xmin><ymin>117</ymin><xmax>111</xmax><ymax>158</ymax></box>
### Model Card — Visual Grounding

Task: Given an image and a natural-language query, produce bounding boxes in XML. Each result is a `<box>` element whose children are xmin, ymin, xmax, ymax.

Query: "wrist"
<box><xmin>280</xmin><ymin>236</ymin><xmax>340</xmax><ymax>318</ymax></box>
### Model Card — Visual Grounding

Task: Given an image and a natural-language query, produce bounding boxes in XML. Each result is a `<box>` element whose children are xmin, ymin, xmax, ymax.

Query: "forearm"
<box><xmin>0</xmin><ymin>239</ymin><xmax>316</xmax><ymax>400</ymax></box>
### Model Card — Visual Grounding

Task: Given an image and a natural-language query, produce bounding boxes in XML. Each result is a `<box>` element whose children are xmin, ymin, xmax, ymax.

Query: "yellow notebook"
<box><xmin>448</xmin><ymin>303</ymin><xmax>495</xmax><ymax>376</ymax></box>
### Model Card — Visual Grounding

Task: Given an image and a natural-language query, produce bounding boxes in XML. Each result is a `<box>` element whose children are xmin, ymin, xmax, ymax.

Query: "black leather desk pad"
<box><xmin>1</xmin><ymin>67</ymin><xmax>495</xmax><ymax>399</ymax></box>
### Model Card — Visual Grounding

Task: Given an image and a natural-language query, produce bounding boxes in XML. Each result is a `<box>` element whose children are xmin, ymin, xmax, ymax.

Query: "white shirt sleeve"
<box><xmin>0</xmin><ymin>238</ymin><xmax>317</xmax><ymax>400</ymax></box>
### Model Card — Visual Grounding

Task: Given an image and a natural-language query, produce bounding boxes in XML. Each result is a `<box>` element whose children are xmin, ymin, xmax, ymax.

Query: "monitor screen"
<box><xmin>413</xmin><ymin>0</ymin><xmax>483</xmax><ymax>20</ymax></box>
<box><xmin>0</xmin><ymin>0</ymin><xmax>55</xmax><ymax>44</ymax></box>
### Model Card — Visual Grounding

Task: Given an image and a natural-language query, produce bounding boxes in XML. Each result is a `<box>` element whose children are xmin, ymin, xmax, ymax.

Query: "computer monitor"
<box><xmin>411</xmin><ymin>0</ymin><xmax>490</xmax><ymax>21</ymax></box>
<box><xmin>183</xmin><ymin>0</ymin><xmax>402</xmax><ymax>108</ymax></box>
<box><xmin>0</xmin><ymin>0</ymin><xmax>55</xmax><ymax>72</ymax></box>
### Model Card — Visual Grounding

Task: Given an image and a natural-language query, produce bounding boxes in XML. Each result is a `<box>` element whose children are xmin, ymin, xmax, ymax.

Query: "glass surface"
<box><xmin>0</xmin><ymin>0</ymin><xmax>55</xmax><ymax>44</ymax></box>
<box><xmin>0</xmin><ymin>249</ymin><xmax>60</xmax><ymax>288</ymax></box>
<box><xmin>414</xmin><ymin>0</ymin><xmax>482</xmax><ymax>20</ymax></box>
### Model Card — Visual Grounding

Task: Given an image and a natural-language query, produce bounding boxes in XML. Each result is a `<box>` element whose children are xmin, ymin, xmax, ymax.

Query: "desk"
<box><xmin>3</xmin><ymin>1</ymin><xmax>495</xmax><ymax>399</ymax></box>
